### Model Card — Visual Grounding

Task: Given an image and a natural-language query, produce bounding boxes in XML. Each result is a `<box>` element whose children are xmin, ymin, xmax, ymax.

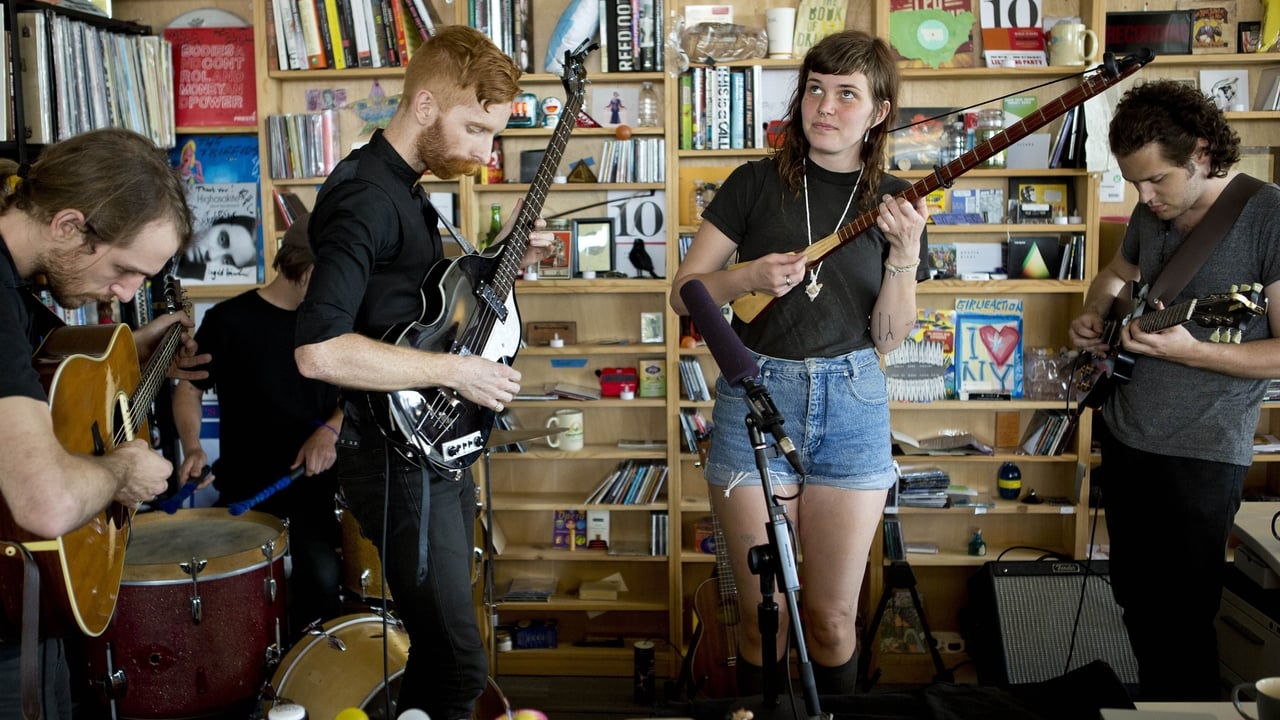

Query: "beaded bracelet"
<box><xmin>884</xmin><ymin>259</ymin><xmax>920</xmax><ymax>277</ymax></box>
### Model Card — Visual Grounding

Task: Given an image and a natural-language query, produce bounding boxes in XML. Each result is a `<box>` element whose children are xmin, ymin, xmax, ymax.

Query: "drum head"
<box><xmin>125</xmin><ymin>508</ymin><xmax>286</xmax><ymax>583</ymax></box>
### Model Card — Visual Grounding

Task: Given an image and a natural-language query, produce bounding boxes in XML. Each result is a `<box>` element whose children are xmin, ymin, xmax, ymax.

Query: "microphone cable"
<box><xmin>380</xmin><ymin>442</ymin><xmax>393</xmax><ymax>720</ymax></box>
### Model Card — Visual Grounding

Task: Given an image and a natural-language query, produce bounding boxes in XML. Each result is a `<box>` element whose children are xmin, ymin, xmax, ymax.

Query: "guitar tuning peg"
<box><xmin>1232</xmin><ymin>328</ymin><xmax>1244</xmax><ymax>344</ymax></box>
<box><xmin>1230</xmin><ymin>283</ymin><xmax>1239</xmax><ymax>293</ymax></box>
<box><xmin>1210</xmin><ymin>328</ymin><xmax>1222</xmax><ymax>343</ymax></box>
<box><xmin>1254</xmin><ymin>282</ymin><xmax>1264</xmax><ymax>293</ymax></box>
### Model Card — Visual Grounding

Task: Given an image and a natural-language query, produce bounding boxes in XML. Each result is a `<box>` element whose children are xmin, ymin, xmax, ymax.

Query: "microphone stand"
<box><xmin>742</xmin><ymin>408</ymin><xmax>827</xmax><ymax>720</ymax></box>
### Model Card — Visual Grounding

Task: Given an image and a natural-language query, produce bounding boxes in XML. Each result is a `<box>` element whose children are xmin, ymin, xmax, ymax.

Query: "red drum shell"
<box><xmin>83</xmin><ymin>508</ymin><xmax>288</xmax><ymax>719</ymax></box>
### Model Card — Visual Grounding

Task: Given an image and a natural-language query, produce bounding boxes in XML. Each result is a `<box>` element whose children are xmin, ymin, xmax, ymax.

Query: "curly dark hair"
<box><xmin>1109</xmin><ymin>79</ymin><xmax>1240</xmax><ymax>178</ymax></box>
<box><xmin>773</xmin><ymin>30</ymin><xmax>898</xmax><ymax>213</ymax></box>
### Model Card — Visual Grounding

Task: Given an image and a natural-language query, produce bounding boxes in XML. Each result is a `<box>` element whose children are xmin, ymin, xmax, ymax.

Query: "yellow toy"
<box><xmin>1261</xmin><ymin>0</ymin><xmax>1280</xmax><ymax>52</ymax></box>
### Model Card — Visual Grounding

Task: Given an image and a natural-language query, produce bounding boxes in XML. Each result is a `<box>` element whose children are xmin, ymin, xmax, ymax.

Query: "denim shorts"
<box><xmin>704</xmin><ymin>347</ymin><xmax>896</xmax><ymax>492</ymax></box>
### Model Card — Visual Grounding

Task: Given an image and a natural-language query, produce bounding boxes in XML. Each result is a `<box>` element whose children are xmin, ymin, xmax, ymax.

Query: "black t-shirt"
<box><xmin>0</xmin><ymin>237</ymin><xmax>52</xmax><ymax>402</ymax></box>
<box><xmin>702</xmin><ymin>158</ymin><xmax>929</xmax><ymax>360</ymax></box>
<box><xmin>192</xmin><ymin>290</ymin><xmax>340</xmax><ymax>503</ymax></box>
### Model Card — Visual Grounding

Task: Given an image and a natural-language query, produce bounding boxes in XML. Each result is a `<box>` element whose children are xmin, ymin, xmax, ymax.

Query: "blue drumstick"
<box><xmin>228</xmin><ymin>467</ymin><xmax>307</xmax><ymax>516</ymax></box>
<box><xmin>158</xmin><ymin>466</ymin><xmax>212</xmax><ymax>514</ymax></box>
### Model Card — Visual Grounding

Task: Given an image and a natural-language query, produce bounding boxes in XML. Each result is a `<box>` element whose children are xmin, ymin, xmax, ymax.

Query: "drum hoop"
<box><xmin>125</xmin><ymin>508</ymin><xmax>288</xmax><ymax>583</ymax></box>
<box><xmin>120</xmin><ymin>553</ymin><xmax>284</xmax><ymax>586</ymax></box>
<box><xmin>274</xmin><ymin>615</ymin><xmax>407</xmax><ymax>693</ymax></box>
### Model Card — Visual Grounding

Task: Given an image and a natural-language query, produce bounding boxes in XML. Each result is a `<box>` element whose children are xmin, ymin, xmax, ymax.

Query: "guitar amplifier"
<box><xmin>964</xmin><ymin>560</ymin><xmax>1139</xmax><ymax>688</ymax></box>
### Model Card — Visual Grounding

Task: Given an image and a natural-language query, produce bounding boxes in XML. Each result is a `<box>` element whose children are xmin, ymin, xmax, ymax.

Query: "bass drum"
<box><xmin>269</xmin><ymin>613</ymin><xmax>409</xmax><ymax>720</ymax></box>
<box><xmin>338</xmin><ymin>505</ymin><xmax>393</xmax><ymax>603</ymax></box>
<box><xmin>83</xmin><ymin>508</ymin><xmax>287</xmax><ymax>719</ymax></box>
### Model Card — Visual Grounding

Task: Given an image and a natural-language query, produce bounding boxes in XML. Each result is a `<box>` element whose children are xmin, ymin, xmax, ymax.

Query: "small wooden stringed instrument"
<box><xmin>681</xmin><ymin>437</ymin><xmax>740</xmax><ymax>699</ymax></box>
<box><xmin>729</xmin><ymin>50</ymin><xmax>1155</xmax><ymax>323</ymax></box>
<box><xmin>0</xmin><ymin>277</ymin><xmax>190</xmax><ymax>637</ymax></box>
<box><xmin>1072</xmin><ymin>282</ymin><xmax>1266</xmax><ymax>412</ymax></box>
<box><xmin>372</xmin><ymin>40</ymin><xmax>595</xmax><ymax>471</ymax></box>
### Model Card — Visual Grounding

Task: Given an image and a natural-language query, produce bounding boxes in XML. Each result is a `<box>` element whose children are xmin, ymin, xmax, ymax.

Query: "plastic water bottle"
<box><xmin>637</xmin><ymin>82</ymin><xmax>660</xmax><ymax>127</ymax></box>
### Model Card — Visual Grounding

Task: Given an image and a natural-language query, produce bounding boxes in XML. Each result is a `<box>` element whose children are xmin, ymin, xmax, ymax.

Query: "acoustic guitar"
<box><xmin>1072</xmin><ymin>282</ymin><xmax>1266</xmax><ymax>412</ymax></box>
<box><xmin>371</xmin><ymin>40</ymin><xmax>595</xmax><ymax>471</ymax></box>
<box><xmin>0</xmin><ymin>277</ymin><xmax>189</xmax><ymax>637</ymax></box>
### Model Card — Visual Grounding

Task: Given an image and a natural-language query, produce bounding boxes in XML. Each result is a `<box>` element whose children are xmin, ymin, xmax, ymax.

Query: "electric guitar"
<box><xmin>729</xmin><ymin>50</ymin><xmax>1155</xmax><ymax>323</ymax></box>
<box><xmin>0</xmin><ymin>277</ymin><xmax>190</xmax><ymax>637</ymax></box>
<box><xmin>1072</xmin><ymin>282</ymin><xmax>1267</xmax><ymax>412</ymax></box>
<box><xmin>372</xmin><ymin>40</ymin><xmax>594</xmax><ymax>471</ymax></box>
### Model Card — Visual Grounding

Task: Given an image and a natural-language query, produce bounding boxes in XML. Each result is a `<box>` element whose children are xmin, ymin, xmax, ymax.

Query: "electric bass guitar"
<box><xmin>0</xmin><ymin>277</ymin><xmax>190</xmax><ymax>637</ymax></box>
<box><xmin>373</xmin><ymin>40</ymin><xmax>594</xmax><ymax>471</ymax></box>
<box><xmin>1072</xmin><ymin>282</ymin><xmax>1267</xmax><ymax>412</ymax></box>
<box><xmin>729</xmin><ymin>49</ymin><xmax>1155</xmax><ymax>323</ymax></box>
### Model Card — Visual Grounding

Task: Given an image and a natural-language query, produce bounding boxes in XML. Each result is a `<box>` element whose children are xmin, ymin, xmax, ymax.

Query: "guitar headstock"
<box><xmin>559</xmin><ymin>39</ymin><xmax>597</xmax><ymax>99</ymax></box>
<box><xmin>161</xmin><ymin>275</ymin><xmax>191</xmax><ymax>318</ymax></box>
<box><xmin>1191</xmin><ymin>283</ymin><xmax>1267</xmax><ymax>343</ymax></box>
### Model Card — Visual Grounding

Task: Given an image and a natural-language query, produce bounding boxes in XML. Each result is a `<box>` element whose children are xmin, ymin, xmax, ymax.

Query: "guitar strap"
<box><xmin>1</xmin><ymin>540</ymin><xmax>42</xmax><ymax>720</ymax></box>
<box><xmin>1147</xmin><ymin>174</ymin><xmax>1266</xmax><ymax>305</ymax></box>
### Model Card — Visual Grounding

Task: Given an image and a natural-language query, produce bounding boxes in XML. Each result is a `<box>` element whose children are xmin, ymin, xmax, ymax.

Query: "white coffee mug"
<box><xmin>1234</xmin><ymin>676</ymin><xmax>1280</xmax><ymax>720</ymax></box>
<box><xmin>546</xmin><ymin>409</ymin><xmax>584</xmax><ymax>451</ymax></box>
<box><xmin>1049</xmin><ymin>23</ymin><xmax>1099</xmax><ymax>67</ymax></box>
<box><xmin>766</xmin><ymin>8</ymin><xmax>797</xmax><ymax>59</ymax></box>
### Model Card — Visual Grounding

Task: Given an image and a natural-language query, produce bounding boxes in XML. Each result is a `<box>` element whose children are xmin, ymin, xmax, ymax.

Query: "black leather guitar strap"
<box><xmin>1148</xmin><ymin>173</ymin><xmax>1266</xmax><ymax>305</ymax></box>
<box><xmin>2</xmin><ymin>540</ymin><xmax>42</xmax><ymax>719</ymax></box>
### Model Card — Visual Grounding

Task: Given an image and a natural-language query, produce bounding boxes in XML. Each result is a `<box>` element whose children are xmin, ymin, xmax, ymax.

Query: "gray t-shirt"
<box><xmin>1104</xmin><ymin>179</ymin><xmax>1280</xmax><ymax>465</ymax></box>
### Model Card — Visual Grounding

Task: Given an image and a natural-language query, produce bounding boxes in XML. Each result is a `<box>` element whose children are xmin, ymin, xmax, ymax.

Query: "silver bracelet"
<box><xmin>884</xmin><ymin>259</ymin><xmax>920</xmax><ymax>277</ymax></box>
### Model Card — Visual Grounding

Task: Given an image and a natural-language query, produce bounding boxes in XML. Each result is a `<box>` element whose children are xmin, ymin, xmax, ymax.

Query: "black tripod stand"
<box><xmin>743</xmin><ymin>414</ymin><xmax>827</xmax><ymax>720</ymax></box>
<box><xmin>857</xmin><ymin>560</ymin><xmax>952</xmax><ymax>692</ymax></box>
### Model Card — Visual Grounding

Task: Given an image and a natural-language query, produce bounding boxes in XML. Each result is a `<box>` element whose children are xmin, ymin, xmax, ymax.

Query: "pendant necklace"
<box><xmin>802</xmin><ymin>158</ymin><xmax>861</xmax><ymax>301</ymax></box>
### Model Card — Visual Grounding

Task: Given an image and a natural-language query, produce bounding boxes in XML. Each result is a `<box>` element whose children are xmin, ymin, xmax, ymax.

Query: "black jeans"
<box><xmin>1100</xmin><ymin>426</ymin><xmax>1243</xmax><ymax>701</ymax></box>
<box><xmin>336</xmin><ymin>430</ymin><xmax>486</xmax><ymax>720</ymax></box>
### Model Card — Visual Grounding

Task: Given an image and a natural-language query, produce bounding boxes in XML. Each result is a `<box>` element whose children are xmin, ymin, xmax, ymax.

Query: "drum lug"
<box><xmin>179</xmin><ymin>557</ymin><xmax>207</xmax><ymax>625</ymax></box>
<box><xmin>96</xmin><ymin>641</ymin><xmax>128</xmax><ymax>700</ymax></box>
<box><xmin>265</xmin><ymin>618</ymin><xmax>284</xmax><ymax>669</ymax></box>
<box><xmin>262</xmin><ymin>540</ymin><xmax>278</xmax><ymax>603</ymax></box>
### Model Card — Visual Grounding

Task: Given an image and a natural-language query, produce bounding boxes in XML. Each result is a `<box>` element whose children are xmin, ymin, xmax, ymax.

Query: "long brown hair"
<box><xmin>774</xmin><ymin>30</ymin><xmax>899</xmax><ymax>213</ymax></box>
<box><xmin>0</xmin><ymin>128</ymin><xmax>192</xmax><ymax>252</ymax></box>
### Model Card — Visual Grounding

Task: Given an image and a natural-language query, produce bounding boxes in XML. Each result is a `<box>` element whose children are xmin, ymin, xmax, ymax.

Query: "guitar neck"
<box><xmin>1134</xmin><ymin>298</ymin><xmax>1197</xmax><ymax>334</ymax></box>
<box><xmin>709</xmin><ymin>510</ymin><xmax>740</xmax><ymax>623</ymax></box>
<box><xmin>490</xmin><ymin>75</ymin><xmax>588</xmax><ymax>301</ymax></box>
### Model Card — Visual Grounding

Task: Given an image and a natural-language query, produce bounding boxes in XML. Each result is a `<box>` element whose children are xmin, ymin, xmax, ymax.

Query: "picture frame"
<box><xmin>1239</xmin><ymin>20</ymin><xmax>1261</xmax><ymax>53</ymax></box>
<box><xmin>640</xmin><ymin>312</ymin><xmax>664</xmax><ymax>344</ymax></box>
<box><xmin>539</xmin><ymin>221</ymin><xmax>573</xmax><ymax>279</ymax></box>
<box><xmin>1007</xmin><ymin>177</ymin><xmax>1073</xmax><ymax>222</ymax></box>
<box><xmin>1177</xmin><ymin>0</ymin><xmax>1237</xmax><ymax>54</ymax></box>
<box><xmin>1200</xmin><ymin>68</ymin><xmax>1249</xmax><ymax>111</ymax></box>
<box><xmin>572</xmin><ymin>218</ymin><xmax>615</xmax><ymax>276</ymax></box>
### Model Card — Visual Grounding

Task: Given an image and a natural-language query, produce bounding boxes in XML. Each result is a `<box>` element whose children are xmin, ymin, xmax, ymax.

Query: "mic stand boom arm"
<box><xmin>744</xmin><ymin>415</ymin><xmax>826</xmax><ymax>720</ymax></box>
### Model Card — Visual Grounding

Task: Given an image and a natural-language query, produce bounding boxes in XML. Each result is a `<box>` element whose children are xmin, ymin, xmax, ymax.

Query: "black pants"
<box><xmin>1100</xmin><ymin>427</ymin><xmax>1243</xmax><ymax>701</ymax></box>
<box><xmin>0</xmin><ymin>638</ymin><xmax>71</xmax><ymax>720</ymax></box>
<box><xmin>336</xmin><ymin>433</ymin><xmax>486</xmax><ymax>720</ymax></box>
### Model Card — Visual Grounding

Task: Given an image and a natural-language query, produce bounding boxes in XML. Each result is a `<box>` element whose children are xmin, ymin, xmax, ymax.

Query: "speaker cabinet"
<box><xmin>964</xmin><ymin>560</ymin><xmax>1139</xmax><ymax>687</ymax></box>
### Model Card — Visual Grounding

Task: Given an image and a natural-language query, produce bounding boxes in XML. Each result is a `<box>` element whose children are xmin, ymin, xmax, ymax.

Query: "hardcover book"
<box><xmin>1006</xmin><ymin>236</ymin><xmax>1063</xmax><ymax>279</ymax></box>
<box><xmin>884</xmin><ymin>308</ymin><xmax>957</xmax><ymax>402</ymax></box>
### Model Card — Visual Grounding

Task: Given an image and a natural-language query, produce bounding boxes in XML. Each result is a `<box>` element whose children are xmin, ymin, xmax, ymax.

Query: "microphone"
<box><xmin>679</xmin><ymin>279</ymin><xmax>806</xmax><ymax>477</ymax></box>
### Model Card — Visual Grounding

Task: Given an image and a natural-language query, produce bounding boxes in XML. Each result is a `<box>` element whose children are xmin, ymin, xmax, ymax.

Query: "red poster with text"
<box><xmin>165</xmin><ymin>26</ymin><xmax>257</xmax><ymax>127</ymax></box>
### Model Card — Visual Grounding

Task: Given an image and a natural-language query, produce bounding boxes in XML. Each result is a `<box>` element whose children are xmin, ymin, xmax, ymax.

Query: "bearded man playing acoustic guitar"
<box><xmin>1068</xmin><ymin>80</ymin><xmax>1280</xmax><ymax>702</ymax></box>
<box><xmin>0</xmin><ymin>128</ymin><xmax>209</xmax><ymax>720</ymax></box>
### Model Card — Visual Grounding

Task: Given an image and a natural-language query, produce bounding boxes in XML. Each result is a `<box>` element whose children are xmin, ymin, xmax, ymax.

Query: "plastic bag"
<box><xmin>679</xmin><ymin>22</ymin><xmax>768</xmax><ymax>64</ymax></box>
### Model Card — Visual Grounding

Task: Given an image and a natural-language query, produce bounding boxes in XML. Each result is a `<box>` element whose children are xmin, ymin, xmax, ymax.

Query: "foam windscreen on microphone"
<box><xmin>679</xmin><ymin>279</ymin><xmax>758</xmax><ymax>388</ymax></box>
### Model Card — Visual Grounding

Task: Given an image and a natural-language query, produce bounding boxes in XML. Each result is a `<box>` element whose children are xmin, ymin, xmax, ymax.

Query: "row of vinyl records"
<box><xmin>264</xmin><ymin>0</ymin><xmax>436</xmax><ymax>71</ymax></box>
<box><xmin>595</xmin><ymin>138</ymin><xmax>666</xmax><ymax>184</ymax></box>
<box><xmin>585</xmin><ymin>461</ymin><xmax>668</xmax><ymax>505</ymax></box>
<box><xmin>265</xmin><ymin>110</ymin><xmax>342</xmax><ymax>179</ymax></box>
<box><xmin>1017</xmin><ymin>410</ymin><xmax>1077</xmax><ymax>457</ymax></box>
<box><xmin>4</xmin><ymin>9</ymin><xmax>174</xmax><ymax>147</ymax></box>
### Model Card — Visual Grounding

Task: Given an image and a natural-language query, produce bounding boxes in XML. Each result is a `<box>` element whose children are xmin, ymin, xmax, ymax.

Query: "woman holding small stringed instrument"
<box><xmin>670</xmin><ymin>30</ymin><xmax>928</xmax><ymax>698</ymax></box>
<box><xmin>1068</xmin><ymin>79</ymin><xmax>1280</xmax><ymax>701</ymax></box>
<box><xmin>0</xmin><ymin>128</ymin><xmax>209</xmax><ymax>720</ymax></box>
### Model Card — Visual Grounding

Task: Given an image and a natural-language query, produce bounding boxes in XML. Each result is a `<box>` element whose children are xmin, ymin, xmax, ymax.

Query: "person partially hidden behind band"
<box><xmin>1068</xmin><ymin>79</ymin><xmax>1280</xmax><ymax>700</ymax></box>
<box><xmin>172</xmin><ymin>212</ymin><xmax>343</xmax><ymax>638</ymax></box>
<box><xmin>0</xmin><ymin>128</ymin><xmax>207</xmax><ymax>720</ymax></box>
<box><xmin>669</xmin><ymin>30</ymin><xmax>929</xmax><ymax>697</ymax></box>
<box><xmin>293</xmin><ymin>25</ymin><xmax>555</xmax><ymax>720</ymax></box>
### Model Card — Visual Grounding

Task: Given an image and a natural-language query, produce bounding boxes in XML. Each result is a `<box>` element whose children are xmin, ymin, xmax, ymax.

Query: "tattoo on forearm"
<box><xmin>878</xmin><ymin>312</ymin><xmax>895</xmax><ymax>342</ymax></box>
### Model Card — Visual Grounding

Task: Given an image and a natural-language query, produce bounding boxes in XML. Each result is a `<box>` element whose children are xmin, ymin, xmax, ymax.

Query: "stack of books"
<box><xmin>897</xmin><ymin>465</ymin><xmax>951</xmax><ymax>508</ymax></box>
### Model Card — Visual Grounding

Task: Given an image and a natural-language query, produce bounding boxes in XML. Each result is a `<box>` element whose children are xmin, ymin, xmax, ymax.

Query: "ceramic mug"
<box><xmin>765</xmin><ymin>8</ymin><xmax>797</xmax><ymax>59</ymax></box>
<box><xmin>546</xmin><ymin>409</ymin><xmax>585</xmax><ymax>451</ymax></box>
<box><xmin>1233</xmin><ymin>676</ymin><xmax>1280</xmax><ymax>720</ymax></box>
<box><xmin>1049</xmin><ymin>23</ymin><xmax>1099</xmax><ymax>67</ymax></box>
